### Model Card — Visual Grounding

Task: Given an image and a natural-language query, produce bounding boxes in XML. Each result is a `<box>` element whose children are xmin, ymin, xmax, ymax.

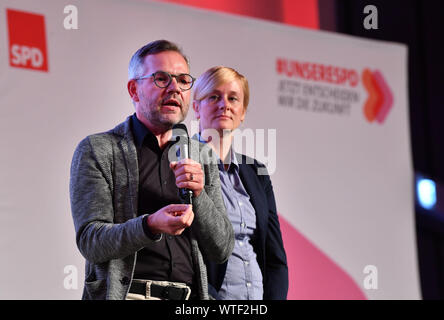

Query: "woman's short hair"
<box><xmin>193</xmin><ymin>66</ymin><xmax>250</xmax><ymax>111</ymax></box>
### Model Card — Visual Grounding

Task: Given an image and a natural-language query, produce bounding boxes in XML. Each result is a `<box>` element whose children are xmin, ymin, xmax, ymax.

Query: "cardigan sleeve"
<box><xmin>69</xmin><ymin>135</ymin><xmax>160</xmax><ymax>264</ymax></box>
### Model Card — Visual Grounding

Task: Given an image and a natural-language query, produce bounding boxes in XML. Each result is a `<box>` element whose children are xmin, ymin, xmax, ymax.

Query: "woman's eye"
<box><xmin>208</xmin><ymin>95</ymin><xmax>219</xmax><ymax>101</ymax></box>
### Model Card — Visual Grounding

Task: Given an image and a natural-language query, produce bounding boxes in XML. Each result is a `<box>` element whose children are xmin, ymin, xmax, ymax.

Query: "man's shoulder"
<box><xmin>189</xmin><ymin>136</ymin><xmax>217</xmax><ymax>165</ymax></box>
<box><xmin>74</xmin><ymin>117</ymin><xmax>133</xmax><ymax>155</ymax></box>
<box><xmin>87</xmin><ymin>129</ymin><xmax>120</xmax><ymax>145</ymax></box>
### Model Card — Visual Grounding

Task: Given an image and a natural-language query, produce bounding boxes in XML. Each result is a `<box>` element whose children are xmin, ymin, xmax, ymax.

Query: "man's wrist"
<box><xmin>142</xmin><ymin>215</ymin><xmax>162</xmax><ymax>241</ymax></box>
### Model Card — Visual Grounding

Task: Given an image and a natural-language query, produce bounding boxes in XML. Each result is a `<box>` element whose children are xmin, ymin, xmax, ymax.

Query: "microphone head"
<box><xmin>171</xmin><ymin>123</ymin><xmax>190</xmax><ymax>161</ymax></box>
<box><xmin>171</xmin><ymin>123</ymin><xmax>193</xmax><ymax>203</ymax></box>
<box><xmin>172</xmin><ymin>123</ymin><xmax>189</xmax><ymax>141</ymax></box>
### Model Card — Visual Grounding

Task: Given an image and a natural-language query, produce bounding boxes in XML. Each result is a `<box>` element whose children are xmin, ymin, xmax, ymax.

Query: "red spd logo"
<box><xmin>7</xmin><ymin>9</ymin><xmax>49</xmax><ymax>72</ymax></box>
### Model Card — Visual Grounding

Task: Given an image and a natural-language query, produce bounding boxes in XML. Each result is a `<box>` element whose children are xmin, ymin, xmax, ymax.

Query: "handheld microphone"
<box><xmin>172</xmin><ymin>123</ymin><xmax>193</xmax><ymax>204</ymax></box>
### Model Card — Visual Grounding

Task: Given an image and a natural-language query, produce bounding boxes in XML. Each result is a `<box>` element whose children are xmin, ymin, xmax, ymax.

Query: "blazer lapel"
<box><xmin>237</xmin><ymin>154</ymin><xmax>267</xmax><ymax>255</ymax></box>
<box><xmin>115</xmin><ymin>117</ymin><xmax>139</xmax><ymax>219</ymax></box>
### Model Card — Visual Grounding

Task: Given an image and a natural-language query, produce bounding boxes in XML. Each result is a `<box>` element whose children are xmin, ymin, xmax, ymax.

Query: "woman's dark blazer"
<box><xmin>206</xmin><ymin>153</ymin><xmax>289</xmax><ymax>300</ymax></box>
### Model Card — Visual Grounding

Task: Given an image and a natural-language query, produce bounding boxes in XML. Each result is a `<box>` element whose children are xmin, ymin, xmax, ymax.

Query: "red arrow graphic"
<box><xmin>373</xmin><ymin>70</ymin><xmax>394</xmax><ymax>124</ymax></box>
<box><xmin>362</xmin><ymin>69</ymin><xmax>393</xmax><ymax>124</ymax></box>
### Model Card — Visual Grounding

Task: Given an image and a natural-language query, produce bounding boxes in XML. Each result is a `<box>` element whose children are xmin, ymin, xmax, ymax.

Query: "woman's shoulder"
<box><xmin>235</xmin><ymin>153</ymin><xmax>268</xmax><ymax>174</ymax></box>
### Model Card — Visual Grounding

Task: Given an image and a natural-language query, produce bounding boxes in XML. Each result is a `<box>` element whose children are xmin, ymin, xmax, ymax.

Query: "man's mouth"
<box><xmin>162</xmin><ymin>99</ymin><xmax>181</xmax><ymax>108</ymax></box>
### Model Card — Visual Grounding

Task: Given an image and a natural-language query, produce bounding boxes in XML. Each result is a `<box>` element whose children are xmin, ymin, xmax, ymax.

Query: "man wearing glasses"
<box><xmin>69</xmin><ymin>40</ymin><xmax>234</xmax><ymax>300</ymax></box>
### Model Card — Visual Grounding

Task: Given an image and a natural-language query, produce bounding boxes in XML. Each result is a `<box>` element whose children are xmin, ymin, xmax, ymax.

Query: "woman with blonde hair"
<box><xmin>192</xmin><ymin>66</ymin><xmax>288</xmax><ymax>300</ymax></box>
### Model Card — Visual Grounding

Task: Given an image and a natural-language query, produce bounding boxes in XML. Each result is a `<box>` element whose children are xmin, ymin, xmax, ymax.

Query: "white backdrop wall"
<box><xmin>0</xmin><ymin>0</ymin><xmax>419</xmax><ymax>299</ymax></box>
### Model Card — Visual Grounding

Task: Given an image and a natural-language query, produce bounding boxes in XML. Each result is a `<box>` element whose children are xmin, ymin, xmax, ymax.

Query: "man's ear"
<box><xmin>192</xmin><ymin>100</ymin><xmax>200</xmax><ymax>119</ymax></box>
<box><xmin>127</xmin><ymin>80</ymin><xmax>139</xmax><ymax>102</ymax></box>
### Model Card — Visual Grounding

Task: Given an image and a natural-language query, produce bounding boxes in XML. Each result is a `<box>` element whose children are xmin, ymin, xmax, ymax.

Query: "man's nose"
<box><xmin>166</xmin><ymin>76</ymin><xmax>181</xmax><ymax>93</ymax></box>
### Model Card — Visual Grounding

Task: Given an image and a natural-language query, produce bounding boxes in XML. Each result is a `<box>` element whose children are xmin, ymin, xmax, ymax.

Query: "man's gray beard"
<box><xmin>142</xmin><ymin>103</ymin><xmax>187</xmax><ymax>131</ymax></box>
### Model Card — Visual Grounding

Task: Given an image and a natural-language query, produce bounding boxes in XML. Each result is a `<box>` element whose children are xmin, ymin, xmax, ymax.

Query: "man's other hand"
<box><xmin>146</xmin><ymin>204</ymin><xmax>194</xmax><ymax>235</ymax></box>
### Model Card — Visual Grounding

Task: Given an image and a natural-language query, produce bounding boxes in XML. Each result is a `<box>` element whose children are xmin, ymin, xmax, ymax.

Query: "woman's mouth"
<box><xmin>216</xmin><ymin>115</ymin><xmax>231</xmax><ymax>120</ymax></box>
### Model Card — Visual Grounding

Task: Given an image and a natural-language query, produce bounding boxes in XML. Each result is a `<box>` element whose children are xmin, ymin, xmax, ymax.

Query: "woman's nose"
<box><xmin>218</xmin><ymin>97</ymin><xmax>230</xmax><ymax>110</ymax></box>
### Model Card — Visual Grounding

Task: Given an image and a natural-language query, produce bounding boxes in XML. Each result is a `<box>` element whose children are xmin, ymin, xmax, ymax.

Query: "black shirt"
<box><xmin>131</xmin><ymin>114</ymin><xmax>195</xmax><ymax>287</ymax></box>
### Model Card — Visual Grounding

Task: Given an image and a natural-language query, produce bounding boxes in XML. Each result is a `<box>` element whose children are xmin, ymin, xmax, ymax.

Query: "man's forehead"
<box><xmin>143</xmin><ymin>51</ymin><xmax>189</xmax><ymax>72</ymax></box>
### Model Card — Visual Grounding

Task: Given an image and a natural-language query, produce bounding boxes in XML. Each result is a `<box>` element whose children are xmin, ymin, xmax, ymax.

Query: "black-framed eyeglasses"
<box><xmin>135</xmin><ymin>71</ymin><xmax>195</xmax><ymax>91</ymax></box>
